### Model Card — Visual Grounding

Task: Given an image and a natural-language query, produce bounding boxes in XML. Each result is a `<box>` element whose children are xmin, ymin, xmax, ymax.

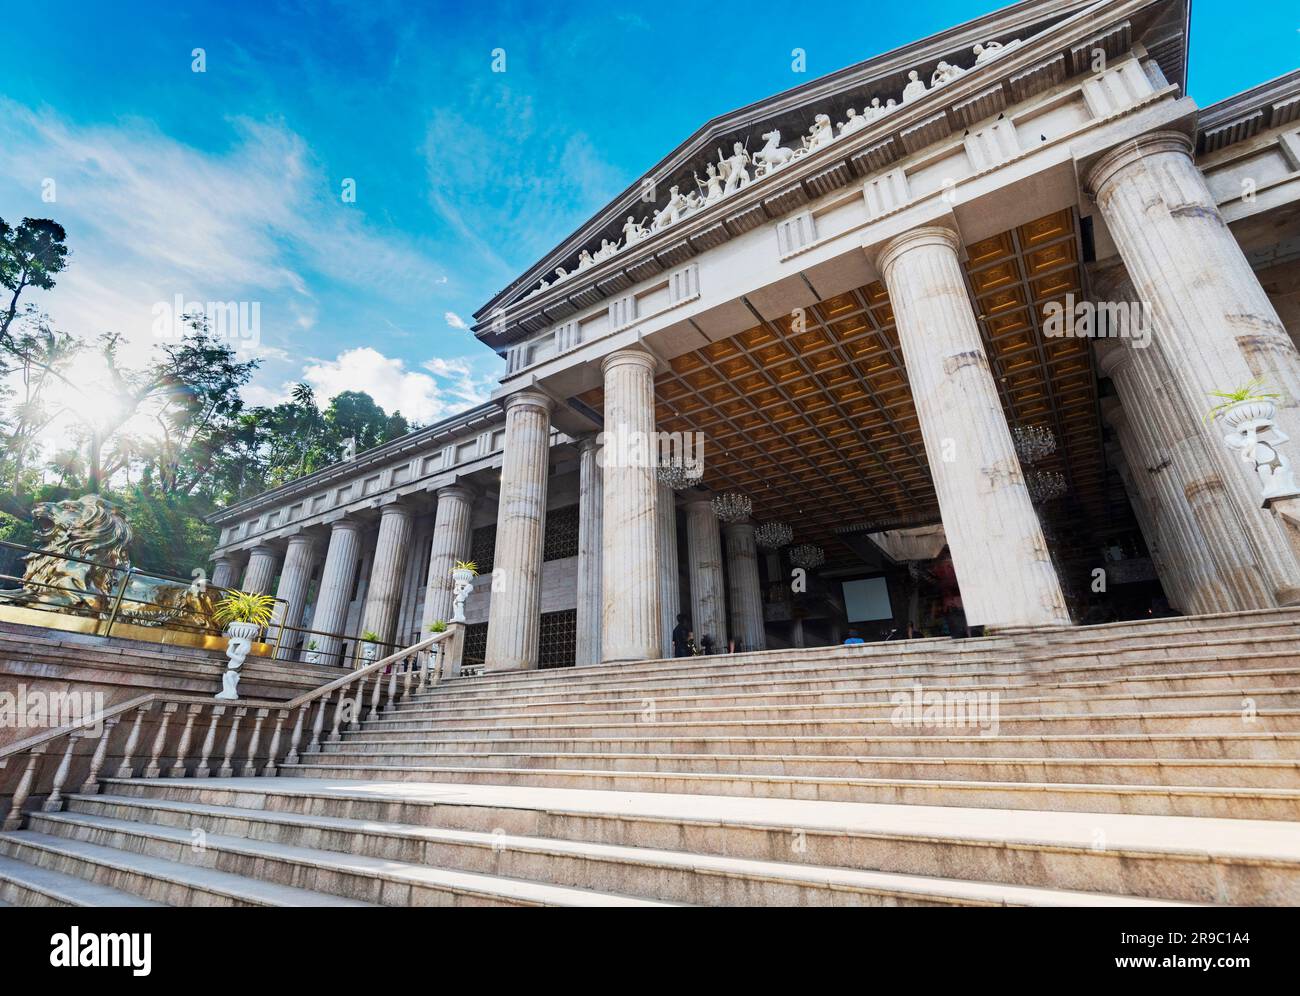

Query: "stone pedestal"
<box><xmin>485</xmin><ymin>389</ymin><xmax>552</xmax><ymax>671</ymax></box>
<box><xmin>723</xmin><ymin>521</ymin><xmax>765</xmax><ymax>652</ymax></box>
<box><xmin>1086</xmin><ymin>131</ymin><xmax>1300</xmax><ymax>604</ymax></box>
<box><xmin>657</xmin><ymin>482</ymin><xmax>681</xmax><ymax>657</ymax></box>
<box><xmin>685</xmin><ymin>497</ymin><xmax>727</xmax><ymax>648</ymax></box>
<box><xmin>420</xmin><ymin>484</ymin><xmax>474</xmax><ymax>633</ymax></box>
<box><xmin>359</xmin><ymin>502</ymin><xmax>415</xmax><ymax>650</ymax></box>
<box><xmin>269</xmin><ymin>533</ymin><xmax>318</xmax><ymax>660</ymax></box>
<box><xmin>875</xmin><ymin>225</ymin><xmax>1069</xmax><ymax>629</ymax></box>
<box><xmin>600</xmin><ymin>348</ymin><xmax>661</xmax><ymax>663</ymax></box>
<box><xmin>241</xmin><ymin>544</ymin><xmax>280</xmax><ymax>595</ymax></box>
<box><xmin>575</xmin><ymin>436</ymin><xmax>603</xmax><ymax>667</ymax></box>
<box><xmin>306</xmin><ymin>519</ymin><xmax>364</xmax><ymax>665</ymax></box>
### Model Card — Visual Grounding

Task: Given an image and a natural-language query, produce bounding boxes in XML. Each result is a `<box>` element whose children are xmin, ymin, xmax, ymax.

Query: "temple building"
<box><xmin>207</xmin><ymin>0</ymin><xmax>1300</xmax><ymax>673</ymax></box>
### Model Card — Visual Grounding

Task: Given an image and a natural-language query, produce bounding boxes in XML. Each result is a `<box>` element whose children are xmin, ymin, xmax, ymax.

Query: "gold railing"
<box><xmin>0</xmin><ymin>626</ymin><xmax>464</xmax><ymax>830</ymax></box>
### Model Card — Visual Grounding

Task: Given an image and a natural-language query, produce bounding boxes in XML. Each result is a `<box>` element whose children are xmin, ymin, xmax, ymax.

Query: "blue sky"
<box><xmin>1</xmin><ymin>0</ymin><xmax>1295</xmax><ymax>423</ymax></box>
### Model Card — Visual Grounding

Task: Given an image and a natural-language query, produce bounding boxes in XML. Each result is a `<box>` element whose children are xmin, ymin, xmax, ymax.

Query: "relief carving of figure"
<box><xmin>694</xmin><ymin>162</ymin><xmax>724</xmax><ymax>204</ymax></box>
<box><xmin>752</xmin><ymin>130</ymin><xmax>795</xmax><ymax>176</ymax></box>
<box><xmin>973</xmin><ymin>39</ymin><xmax>1020</xmax><ymax>64</ymax></box>
<box><xmin>719</xmin><ymin>141</ymin><xmax>751</xmax><ymax>194</ymax></box>
<box><xmin>802</xmin><ymin>113</ymin><xmax>834</xmax><ymax>153</ymax></box>
<box><xmin>931</xmin><ymin>60</ymin><xmax>965</xmax><ymax>87</ymax></box>
<box><xmin>838</xmin><ymin>108</ymin><xmax>869</xmax><ymax>137</ymax></box>
<box><xmin>622</xmin><ymin>215</ymin><xmax>648</xmax><ymax>246</ymax></box>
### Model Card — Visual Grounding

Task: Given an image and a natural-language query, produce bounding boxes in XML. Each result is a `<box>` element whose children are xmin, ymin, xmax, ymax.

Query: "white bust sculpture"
<box><xmin>902</xmin><ymin>70</ymin><xmax>928</xmax><ymax>104</ymax></box>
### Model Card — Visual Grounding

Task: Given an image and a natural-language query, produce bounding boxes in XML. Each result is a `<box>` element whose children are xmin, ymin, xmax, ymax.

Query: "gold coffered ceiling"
<box><xmin>578</xmin><ymin>209</ymin><xmax>1104</xmax><ymax>562</ymax></box>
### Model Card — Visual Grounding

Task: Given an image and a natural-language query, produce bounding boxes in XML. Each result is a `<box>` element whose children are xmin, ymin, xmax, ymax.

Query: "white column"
<box><xmin>485</xmin><ymin>389</ymin><xmax>551</xmax><ymax>671</ymax></box>
<box><xmin>600</xmin><ymin>348</ymin><xmax>661</xmax><ymax>663</ymax></box>
<box><xmin>723</xmin><ymin>520</ymin><xmax>765</xmax><ymax>652</ymax></box>
<box><xmin>575</xmin><ymin>436</ymin><xmax>603</xmax><ymax>667</ymax></box>
<box><xmin>685</xmin><ymin>497</ymin><xmax>726</xmax><ymax>647</ymax></box>
<box><xmin>876</xmin><ymin>225</ymin><xmax>1069</xmax><ymax>629</ymax></box>
<box><xmin>269</xmin><ymin>533</ymin><xmax>317</xmax><ymax>660</ymax></box>
<box><xmin>306</xmin><ymin>518</ymin><xmax>363</xmax><ymax>665</ymax></box>
<box><xmin>657</xmin><ymin>482</ymin><xmax>681</xmax><ymax>657</ymax></box>
<box><xmin>210</xmin><ymin>554</ymin><xmax>241</xmax><ymax>590</ymax></box>
<box><xmin>359</xmin><ymin>501</ymin><xmax>415</xmax><ymax>650</ymax></box>
<box><xmin>1086</xmin><ymin>130</ymin><xmax>1300</xmax><ymax>604</ymax></box>
<box><xmin>240</xmin><ymin>544</ymin><xmax>280</xmax><ymax>595</ymax></box>
<box><xmin>421</xmin><ymin>484</ymin><xmax>474</xmax><ymax>632</ymax></box>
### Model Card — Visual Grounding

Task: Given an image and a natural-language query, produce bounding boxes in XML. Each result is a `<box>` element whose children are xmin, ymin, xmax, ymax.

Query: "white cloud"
<box><xmin>444</xmin><ymin>310</ymin><xmax>468</xmax><ymax>330</ymax></box>
<box><xmin>298</xmin><ymin>346</ymin><xmax>495</xmax><ymax>423</ymax></box>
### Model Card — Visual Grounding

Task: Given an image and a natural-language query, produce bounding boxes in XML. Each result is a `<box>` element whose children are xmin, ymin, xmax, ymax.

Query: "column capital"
<box><xmin>874</xmin><ymin>225</ymin><xmax>961</xmax><ymax>281</ymax></box>
<box><xmin>324</xmin><ymin>514</ymin><xmax>365</xmax><ymax>534</ymax></box>
<box><xmin>436</xmin><ymin>482</ymin><xmax>477</xmax><ymax>504</ymax></box>
<box><xmin>249</xmin><ymin>542</ymin><xmax>281</xmax><ymax>558</ymax></box>
<box><xmin>1094</xmin><ymin>337</ymin><xmax>1135</xmax><ymax>378</ymax></box>
<box><xmin>600</xmin><ymin>347</ymin><xmax>657</xmax><ymax>376</ymax></box>
<box><xmin>1084</xmin><ymin>129</ymin><xmax>1194</xmax><ymax>198</ymax></box>
<box><xmin>502</xmin><ymin>388</ymin><xmax>552</xmax><ymax>415</ymax></box>
<box><xmin>575</xmin><ymin>433</ymin><xmax>601</xmax><ymax>455</ymax></box>
<box><xmin>377</xmin><ymin>498</ymin><xmax>415</xmax><ymax>520</ymax></box>
<box><xmin>284</xmin><ymin>532</ymin><xmax>318</xmax><ymax>551</ymax></box>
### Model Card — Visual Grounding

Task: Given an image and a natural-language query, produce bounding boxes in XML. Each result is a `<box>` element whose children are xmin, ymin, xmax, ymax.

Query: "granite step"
<box><xmin>0</xmin><ymin>832</ymin><xmax>374</xmax><ymax>907</ymax></box>
<box><xmin>304</xmin><ymin>748</ymin><xmax>1300</xmax><ymax>788</ymax></box>
<box><xmin>21</xmin><ymin>811</ymin><xmax>675</xmax><ymax>908</ymax></box>
<box><xmin>55</xmin><ymin>793</ymin><xmax>1188</xmax><ymax>907</ymax></box>
<box><xmin>93</xmin><ymin>778</ymin><xmax>1300</xmax><ymax>905</ymax></box>
<box><xmin>0</xmin><ymin>852</ymin><xmax>165</xmax><ymax>907</ymax></box>
<box><xmin>280</xmin><ymin>759</ymin><xmax>1300</xmax><ymax>818</ymax></box>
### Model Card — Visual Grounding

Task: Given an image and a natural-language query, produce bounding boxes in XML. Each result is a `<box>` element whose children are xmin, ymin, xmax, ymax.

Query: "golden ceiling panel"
<box><xmin>967</xmin><ymin>230</ymin><xmax>1015</xmax><ymax>267</ymax></box>
<box><xmin>969</xmin><ymin>259</ymin><xmax>1022</xmax><ymax>296</ymax></box>
<box><xmin>1025</xmin><ymin>237</ymin><xmax>1077</xmax><ymax>276</ymax></box>
<box><xmin>1019</xmin><ymin>209</ymin><xmax>1073</xmax><ymax>247</ymax></box>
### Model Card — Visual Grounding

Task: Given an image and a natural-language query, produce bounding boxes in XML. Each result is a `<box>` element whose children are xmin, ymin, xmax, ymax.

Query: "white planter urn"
<box><xmin>359</xmin><ymin>642</ymin><xmax>380</xmax><ymax>665</ymax></box>
<box><xmin>1220</xmin><ymin>398</ymin><xmax>1276</xmax><ymax>430</ymax></box>
<box><xmin>216</xmin><ymin>621</ymin><xmax>261</xmax><ymax>700</ymax></box>
<box><xmin>1219</xmin><ymin>398</ymin><xmax>1300</xmax><ymax>502</ymax></box>
<box><xmin>450</xmin><ymin>569</ymin><xmax>476</xmax><ymax>623</ymax></box>
<box><xmin>303</xmin><ymin>649</ymin><xmax>321</xmax><ymax>665</ymax></box>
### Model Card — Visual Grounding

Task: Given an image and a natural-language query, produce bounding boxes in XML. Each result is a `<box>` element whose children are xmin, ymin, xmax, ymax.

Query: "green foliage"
<box><xmin>426</xmin><ymin>619</ymin><xmax>448</xmax><ymax>633</ymax></box>
<box><xmin>1205</xmin><ymin>379</ymin><xmax>1281</xmax><ymax>423</ymax></box>
<box><xmin>213</xmin><ymin>590</ymin><xmax>276</xmax><ymax>628</ymax></box>
<box><xmin>360</xmin><ymin>630</ymin><xmax>380</xmax><ymax>643</ymax></box>
<box><xmin>452</xmin><ymin>560</ymin><xmax>478</xmax><ymax>575</ymax></box>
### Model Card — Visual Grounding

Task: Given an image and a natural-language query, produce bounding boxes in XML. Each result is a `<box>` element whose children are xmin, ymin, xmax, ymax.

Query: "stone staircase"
<box><xmin>2</xmin><ymin>608</ymin><xmax>1299</xmax><ymax>905</ymax></box>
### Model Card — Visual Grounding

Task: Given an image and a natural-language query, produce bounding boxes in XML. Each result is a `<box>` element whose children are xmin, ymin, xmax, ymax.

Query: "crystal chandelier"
<box><xmin>788</xmin><ymin>543</ymin><xmax>825</xmax><ymax>569</ymax></box>
<box><xmin>710</xmin><ymin>492</ymin><xmax>752</xmax><ymax>523</ymax></box>
<box><xmin>1026</xmin><ymin>469</ymin><xmax>1068</xmax><ymax>503</ymax></box>
<box><xmin>656</xmin><ymin>459</ymin><xmax>703</xmax><ymax>490</ymax></box>
<box><xmin>1012</xmin><ymin>424</ymin><xmax>1057</xmax><ymax>465</ymax></box>
<box><xmin>753</xmin><ymin>521</ymin><xmax>793</xmax><ymax>550</ymax></box>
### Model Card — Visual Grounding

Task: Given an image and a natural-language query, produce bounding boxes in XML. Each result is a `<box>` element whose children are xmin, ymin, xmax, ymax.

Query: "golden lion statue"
<box><xmin>0</xmin><ymin>495</ymin><xmax>220</xmax><ymax>632</ymax></box>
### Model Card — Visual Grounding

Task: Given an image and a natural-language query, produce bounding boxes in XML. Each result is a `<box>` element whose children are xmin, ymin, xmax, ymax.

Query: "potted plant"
<box><xmin>427</xmin><ymin>619</ymin><xmax>448</xmax><ymax>634</ymax></box>
<box><xmin>451</xmin><ymin>560</ymin><xmax>478</xmax><ymax>585</ymax></box>
<box><xmin>359</xmin><ymin>629</ymin><xmax>381</xmax><ymax>663</ymax></box>
<box><xmin>213</xmin><ymin>590</ymin><xmax>276</xmax><ymax>641</ymax></box>
<box><xmin>1205</xmin><ymin>379</ymin><xmax>1282</xmax><ymax>428</ymax></box>
<box><xmin>303</xmin><ymin>638</ymin><xmax>321</xmax><ymax>665</ymax></box>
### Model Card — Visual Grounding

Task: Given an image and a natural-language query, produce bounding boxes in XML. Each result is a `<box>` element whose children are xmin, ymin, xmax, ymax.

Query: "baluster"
<box><xmin>143</xmin><ymin>702</ymin><xmax>178</xmax><ymax>778</ymax></box>
<box><xmin>351</xmin><ymin>676</ymin><xmax>367</xmax><ymax>728</ymax></box>
<box><xmin>3</xmin><ymin>745</ymin><xmax>46</xmax><ymax>830</ymax></box>
<box><xmin>308</xmin><ymin>694</ymin><xmax>329</xmax><ymax>752</ymax></box>
<box><xmin>80</xmin><ymin>716</ymin><xmax>121</xmax><ymax>794</ymax></box>
<box><xmin>284</xmin><ymin>705</ymin><xmax>307</xmax><ymax>765</ymax></box>
<box><xmin>329</xmin><ymin>690</ymin><xmax>346</xmax><ymax>742</ymax></box>
<box><xmin>402</xmin><ymin>655</ymin><xmax>414</xmax><ymax>698</ymax></box>
<box><xmin>163</xmin><ymin>704</ymin><xmax>201</xmax><ymax>778</ymax></box>
<box><xmin>195</xmin><ymin>706</ymin><xmax>225</xmax><ymax>777</ymax></box>
<box><xmin>41</xmin><ymin>735</ymin><xmax>80</xmax><ymax>812</ymax></box>
<box><xmin>114</xmin><ymin>704</ymin><xmax>151</xmax><ymax>778</ymax></box>
<box><xmin>263</xmin><ymin>708</ymin><xmax>289</xmax><ymax>776</ymax></box>
<box><xmin>218</xmin><ymin>707</ymin><xmax>247</xmax><ymax>778</ymax></box>
<box><xmin>418</xmin><ymin>651</ymin><xmax>431</xmax><ymax>691</ymax></box>
<box><xmin>241</xmin><ymin>709</ymin><xmax>269</xmax><ymax>776</ymax></box>
<box><xmin>369</xmin><ymin>666</ymin><xmax>384</xmax><ymax>718</ymax></box>
<box><xmin>387</xmin><ymin>663</ymin><xmax>399</xmax><ymax>712</ymax></box>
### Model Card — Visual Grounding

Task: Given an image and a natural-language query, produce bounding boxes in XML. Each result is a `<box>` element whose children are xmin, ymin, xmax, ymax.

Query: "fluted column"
<box><xmin>1097</xmin><ymin>334</ymin><xmax>1265</xmax><ymax>613</ymax></box>
<box><xmin>657</xmin><ymin>482</ymin><xmax>681</xmax><ymax>657</ymax></box>
<box><xmin>600</xmin><ymin>348</ymin><xmax>661</xmax><ymax>663</ymax></box>
<box><xmin>210</xmin><ymin>554</ymin><xmax>242</xmax><ymax>590</ymax></box>
<box><xmin>269</xmin><ymin>533</ymin><xmax>318</xmax><ymax>659</ymax></box>
<box><xmin>241</xmin><ymin>544</ymin><xmax>280</xmax><ymax>595</ymax></box>
<box><xmin>1086</xmin><ymin>131</ymin><xmax>1300</xmax><ymax>604</ymax></box>
<box><xmin>723</xmin><ymin>520</ymin><xmax>765</xmax><ymax>652</ymax></box>
<box><xmin>685</xmin><ymin>497</ymin><xmax>726</xmax><ymax>647</ymax></box>
<box><xmin>575</xmin><ymin>436</ymin><xmax>603</xmax><ymax>667</ymax></box>
<box><xmin>359</xmin><ymin>501</ymin><xmax>415</xmax><ymax>650</ymax></box>
<box><xmin>485</xmin><ymin>389</ymin><xmax>551</xmax><ymax>671</ymax></box>
<box><xmin>876</xmin><ymin>225</ymin><xmax>1069</xmax><ymax>629</ymax></box>
<box><xmin>421</xmin><ymin>484</ymin><xmax>475</xmax><ymax>632</ymax></box>
<box><xmin>306</xmin><ymin>518</ymin><xmax>363</xmax><ymax>664</ymax></box>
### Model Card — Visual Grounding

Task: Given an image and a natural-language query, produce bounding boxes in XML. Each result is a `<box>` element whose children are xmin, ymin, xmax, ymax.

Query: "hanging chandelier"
<box><xmin>788</xmin><ymin>543</ymin><xmax>825</xmax><ymax>569</ymax></box>
<box><xmin>710</xmin><ymin>492</ymin><xmax>752</xmax><ymax>523</ymax></box>
<box><xmin>1026</xmin><ymin>469</ymin><xmax>1068</xmax><ymax>503</ymax></box>
<box><xmin>1012</xmin><ymin>424</ymin><xmax>1057</xmax><ymax>465</ymax></box>
<box><xmin>753</xmin><ymin>521</ymin><xmax>793</xmax><ymax>550</ymax></box>
<box><xmin>656</xmin><ymin>459</ymin><xmax>703</xmax><ymax>490</ymax></box>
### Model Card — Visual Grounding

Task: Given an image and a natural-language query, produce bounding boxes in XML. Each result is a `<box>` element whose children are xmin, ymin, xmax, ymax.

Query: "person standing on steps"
<box><xmin>672</xmin><ymin>614</ymin><xmax>691</xmax><ymax>657</ymax></box>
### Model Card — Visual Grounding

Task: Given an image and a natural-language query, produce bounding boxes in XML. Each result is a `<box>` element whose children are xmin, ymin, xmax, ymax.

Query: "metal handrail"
<box><xmin>0</xmin><ymin>626</ymin><xmax>461</xmax><ymax>829</ymax></box>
